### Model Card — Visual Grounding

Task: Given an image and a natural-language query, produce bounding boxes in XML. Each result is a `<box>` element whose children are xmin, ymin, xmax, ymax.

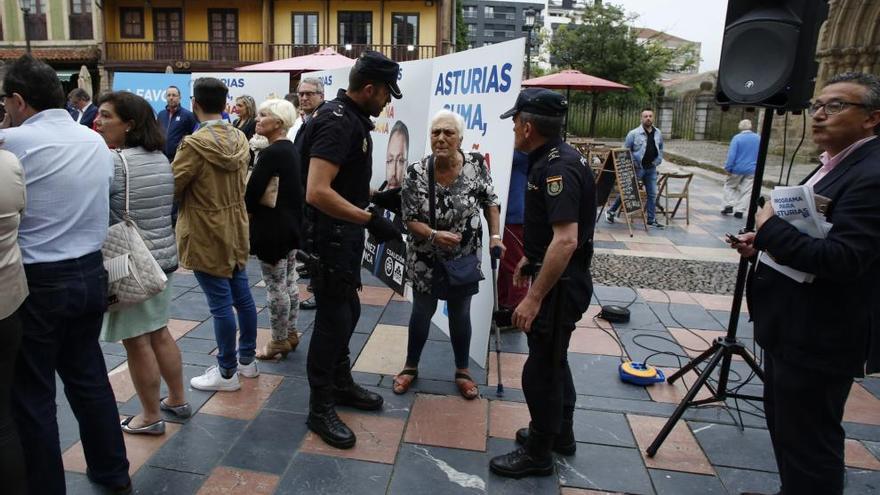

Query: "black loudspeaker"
<box><xmin>716</xmin><ymin>0</ymin><xmax>829</xmax><ymax>110</ymax></box>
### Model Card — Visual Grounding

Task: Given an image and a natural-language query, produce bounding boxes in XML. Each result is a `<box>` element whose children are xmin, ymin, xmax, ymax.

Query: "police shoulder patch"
<box><xmin>546</xmin><ymin>175</ymin><xmax>563</xmax><ymax>196</ymax></box>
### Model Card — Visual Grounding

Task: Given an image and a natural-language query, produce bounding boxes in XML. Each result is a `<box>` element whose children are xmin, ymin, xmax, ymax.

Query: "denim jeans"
<box><xmin>610</xmin><ymin>166</ymin><xmax>659</xmax><ymax>223</ymax></box>
<box><xmin>406</xmin><ymin>290</ymin><xmax>472</xmax><ymax>370</ymax></box>
<box><xmin>194</xmin><ymin>267</ymin><xmax>258</xmax><ymax>371</ymax></box>
<box><xmin>13</xmin><ymin>251</ymin><xmax>130</xmax><ymax>494</ymax></box>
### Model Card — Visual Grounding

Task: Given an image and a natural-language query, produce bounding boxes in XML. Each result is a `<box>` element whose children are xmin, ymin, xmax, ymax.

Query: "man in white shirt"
<box><xmin>1</xmin><ymin>55</ymin><xmax>131</xmax><ymax>494</ymax></box>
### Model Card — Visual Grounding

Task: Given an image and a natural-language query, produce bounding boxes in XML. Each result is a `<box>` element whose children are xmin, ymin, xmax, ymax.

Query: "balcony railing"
<box><xmin>104</xmin><ymin>42</ymin><xmax>437</xmax><ymax>66</ymax></box>
<box><xmin>105</xmin><ymin>41</ymin><xmax>264</xmax><ymax>64</ymax></box>
<box><xmin>270</xmin><ymin>43</ymin><xmax>436</xmax><ymax>62</ymax></box>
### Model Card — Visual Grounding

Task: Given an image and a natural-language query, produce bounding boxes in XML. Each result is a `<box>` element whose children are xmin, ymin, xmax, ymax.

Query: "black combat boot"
<box><xmin>333</xmin><ymin>359</ymin><xmax>384</xmax><ymax>410</ymax></box>
<box><xmin>515</xmin><ymin>418</ymin><xmax>576</xmax><ymax>455</ymax></box>
<box><xmin>489</xmin><ymin>426</ymin><xmax>555</xmax><ymax>478</ymax></box>
<box><xmin>306</xmin><ymin>390</ymin><xmax>356</xmax><ymax>449</ymax></box>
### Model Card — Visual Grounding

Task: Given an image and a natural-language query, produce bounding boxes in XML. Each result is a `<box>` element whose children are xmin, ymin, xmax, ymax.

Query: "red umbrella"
<box><xmin>522</xmin><ymin>70</ymin><xmax>630</xmax><ymax>137</ymax></box>
<box><xmin>236</xmin><ymin>47</ymin><xmax>356</xmax><ymax>73</ymax></box>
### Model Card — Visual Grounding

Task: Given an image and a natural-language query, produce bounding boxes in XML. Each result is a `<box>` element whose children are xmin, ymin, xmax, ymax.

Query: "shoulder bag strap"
<box><xmin>427</xmin><ymin>155</ymin><xmax>436</xmax><ymax>230</ymax></box>
<box><xmin>116</xmin><ymin>149</ymin><xmax>131</xmax><ymax>220</ymax></box>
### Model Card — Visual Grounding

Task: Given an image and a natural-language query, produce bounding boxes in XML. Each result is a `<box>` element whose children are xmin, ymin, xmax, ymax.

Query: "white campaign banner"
<box><xmin>306</xmin><ymin>39</ymin><xmax>524</xmax><ymax>367</ymax></box>
<box><xmin>191</xmin><ymin>72</ymin><xmax>289</xmax><ymax>120</ymax></box>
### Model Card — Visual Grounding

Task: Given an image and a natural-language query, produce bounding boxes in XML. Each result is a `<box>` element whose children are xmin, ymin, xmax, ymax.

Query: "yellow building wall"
<box><xmin>273</xmin><ymin>0</ymin><xmax>437</xmax><ymax>46</ymax></box>
<box><xmin>105</xmin><ymin>0</ymin><xmax>264</xmax><ymax>42</ymax></box>
<box><xmin>382</xmin><ymin>1</ymin><xmax>436</xmax><ymax>46</ymax></box>
<box><xmin>274</xmin><ymin>0</ymin><xmax>326</xmax><ymax>45</ymax></box>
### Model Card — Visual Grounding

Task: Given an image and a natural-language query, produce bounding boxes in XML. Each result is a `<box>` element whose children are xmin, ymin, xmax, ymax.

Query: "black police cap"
<box><xmin>500</xmin><ymin>88</ymin><xmax>567</xmax><ymax>119</ymax></box>
<box><xmin>352</xmin><ymin>51</ymin><xmax>402</xmax><ymax>99</ymax></box>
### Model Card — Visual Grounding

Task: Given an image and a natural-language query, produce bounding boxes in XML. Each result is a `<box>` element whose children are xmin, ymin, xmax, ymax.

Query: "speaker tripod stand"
<box><xmin>646</xmin><ymin>109</ymin><xmax>775</xmax><ymax>457</ymax></box>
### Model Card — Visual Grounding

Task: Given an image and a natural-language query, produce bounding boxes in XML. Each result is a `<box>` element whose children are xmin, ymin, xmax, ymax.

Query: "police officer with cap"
<box><xmin>490</xmin><ymin>88</ymin><xmax>596</xmax><ymax>478</ymax></box>
<box><xmin>299</xmin><ymin>50</ymin><xmax>403</xmax><ymax>449</ymax></box>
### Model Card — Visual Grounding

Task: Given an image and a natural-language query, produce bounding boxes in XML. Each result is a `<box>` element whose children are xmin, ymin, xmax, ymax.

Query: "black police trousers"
<box><xmin>522</xmin><ymin>286</ymin><xmax>578</xmax><ymax>435</ymax></box>
<box><xmin>306</xmin><ymin>226</ymin><xmax>364</xmax><ymax>395</ymax></box>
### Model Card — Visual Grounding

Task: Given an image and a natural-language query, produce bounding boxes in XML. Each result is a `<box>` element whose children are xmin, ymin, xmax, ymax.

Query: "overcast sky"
<box><xmin>611</xmin><ymin>0</ymin><xmax>728</xmax><ymax>72</ymax></box>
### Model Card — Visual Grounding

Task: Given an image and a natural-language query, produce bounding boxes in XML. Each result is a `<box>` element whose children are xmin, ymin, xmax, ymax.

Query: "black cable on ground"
<box><xmin>607</xmin><ymin>288</ymin><xmax>766</xmax><ymax>428</ymax></box>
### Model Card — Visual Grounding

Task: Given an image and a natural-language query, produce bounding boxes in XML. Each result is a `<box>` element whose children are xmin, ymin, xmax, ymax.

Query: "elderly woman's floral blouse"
<box><xmin>401</xmin><ymin>151</ymin><xmax>500</xmax><ymax>295</ymax></box>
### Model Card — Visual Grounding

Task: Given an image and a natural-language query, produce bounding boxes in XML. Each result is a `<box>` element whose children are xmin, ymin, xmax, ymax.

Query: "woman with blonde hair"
<box><xmin>234</xmin><ymin>95</ymin><xmax>257</xmax><ymax>140</ymax></box>
<box><xmin>245</xmin><ymin>99</ymin><xmax>305</xmax><ymax>359</ymax></box>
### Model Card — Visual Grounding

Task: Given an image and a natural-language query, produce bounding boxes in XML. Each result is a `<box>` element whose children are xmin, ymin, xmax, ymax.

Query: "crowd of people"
<box><xmin>0</xmin><ymin>48</ymin><xmax>878</xmax><ymax>495</ymax></box>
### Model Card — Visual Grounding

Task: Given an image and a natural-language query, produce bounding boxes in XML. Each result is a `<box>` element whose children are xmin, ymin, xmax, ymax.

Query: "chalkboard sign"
<box><xmin>595</xmin><ymin>152</ymin><xmax>617</xmax><ymax>207</ymax></box>
<box><xmin>594</xmin><ymin>148</ymin><xmax>648</xmax><ymax>235</ymax></box>
<box><xmin>611</xmin><ymin>149</ymin><xmax>642</xmax><ymax>215</ymax></box>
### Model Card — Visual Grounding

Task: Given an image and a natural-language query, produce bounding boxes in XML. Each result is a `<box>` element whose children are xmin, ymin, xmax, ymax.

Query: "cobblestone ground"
<box><xmin>593</xmin><ymin>253</ymin><xmax>739</xmax><ymax>295</ymax></box>
<box><xmin>664</xmin><ymin>139</ymin><xmax>816</xmax><ymax>186</ymax></box>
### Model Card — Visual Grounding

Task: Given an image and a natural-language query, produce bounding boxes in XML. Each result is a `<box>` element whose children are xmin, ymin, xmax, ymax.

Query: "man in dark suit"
<box><xmin>67</xmin><ymin>88</ymin><xmax>97</xmax><ymax>128</ymax></box>
<box><xmin>733</xmin><ymin>72</ymin><xmax>880</xmax><ymax>495</ymax></box>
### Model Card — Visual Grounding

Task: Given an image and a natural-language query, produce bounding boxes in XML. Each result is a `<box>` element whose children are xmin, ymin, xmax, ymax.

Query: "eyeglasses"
<box><xmin>298</xmin><ymin>91</ymin><xmax>321</xmax><ymax>98</ymax></box>
<box><xmin>807</xmin><ymin>100</ymin><xmax>868</xmax><ymax>116</ymax></box>
<box><xmin>431</xmin><ymin>128</ymin><xmax>457</xmax><ymax>137</ymax></box>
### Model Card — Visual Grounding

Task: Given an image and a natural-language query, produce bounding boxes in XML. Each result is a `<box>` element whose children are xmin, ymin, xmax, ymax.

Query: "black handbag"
<box><xmin>427</xmin><ymin>156</ymin><xmax>483</xmax><ymax>299</ymax></box>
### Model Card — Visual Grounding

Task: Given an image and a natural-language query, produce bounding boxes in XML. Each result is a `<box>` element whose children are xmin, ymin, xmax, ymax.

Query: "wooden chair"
<box><xmin>657</xmin><ymin>172</ymin><xmax>693</xmax><ymax>225</ymax></box>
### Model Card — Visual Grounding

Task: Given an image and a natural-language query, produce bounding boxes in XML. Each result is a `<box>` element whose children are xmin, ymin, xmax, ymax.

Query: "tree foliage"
<box><xmin>455</xmin><ymin>0</ymin><xmax>469</xmax><ymax>52</ymax></box>
<box><xmin>548</xmin><ymin>2</ymin><xmax>696</xmax><ymax>101</ymax></box>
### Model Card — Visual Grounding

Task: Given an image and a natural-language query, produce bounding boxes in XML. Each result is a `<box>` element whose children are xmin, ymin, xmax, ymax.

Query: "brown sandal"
<box><xmin>455</xmin><ymin>372</ymin><xmax>479</xmax><ymax>400</ymax></box>
<box><xmin>392</xmin><ymin>369</ymin><xmax>418</xmax><ymax>395</ymax></box>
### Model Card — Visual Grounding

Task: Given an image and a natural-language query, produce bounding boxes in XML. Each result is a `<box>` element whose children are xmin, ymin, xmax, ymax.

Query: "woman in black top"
<box><xmin>245</xmin><ymin>98</ymin><xmax>304</xmax><ymax>360</ymax></box>
<box><xmin>234</xmin><ymin>95</ymin><xmax>257</xmax><ymax>140</ymax></box>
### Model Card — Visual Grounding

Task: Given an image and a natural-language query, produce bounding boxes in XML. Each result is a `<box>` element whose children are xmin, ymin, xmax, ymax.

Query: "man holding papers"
<box><xmin>732</xmin><ymin>72</ymin><xmax>880</xmax><ymax>495</ymax></box>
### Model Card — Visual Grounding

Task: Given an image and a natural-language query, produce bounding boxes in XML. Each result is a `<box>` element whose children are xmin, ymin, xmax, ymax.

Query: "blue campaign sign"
<box><xmin>112</xmin><ymin>73</ymin><xmax>192</xmax><ymax>114</ymax></box>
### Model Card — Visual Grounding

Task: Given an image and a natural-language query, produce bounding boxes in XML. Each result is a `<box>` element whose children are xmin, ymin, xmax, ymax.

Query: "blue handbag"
<box><xmin>427</xmin><ymin>157</ymin><xmax>483</xmax><ymax>299</ymax></box>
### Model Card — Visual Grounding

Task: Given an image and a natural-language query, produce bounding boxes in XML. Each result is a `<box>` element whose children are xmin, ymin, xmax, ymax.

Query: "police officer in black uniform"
<box><xmin>490</xmin><ymin>89</ymin><xmax>596</xmax><ymax>478</ymax></box>
<box><xmin>299</xmin><ymin>51</ymin><xmax>403</xmax><ymax>449</ymax></box>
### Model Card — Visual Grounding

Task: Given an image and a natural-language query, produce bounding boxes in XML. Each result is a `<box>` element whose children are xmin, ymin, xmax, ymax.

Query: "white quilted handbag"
<box><xmin>101</xmin><ymin>149</ymin><xmax>168</xmax><ymax>311</ymax></box>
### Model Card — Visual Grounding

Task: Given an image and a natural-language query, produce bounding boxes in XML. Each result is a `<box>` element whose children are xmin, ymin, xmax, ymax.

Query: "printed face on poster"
<box><xmin>305</xmin><ymin>39</ymin><xmax>524</xmax><ymax>367</ymax></box>
<box><xmin>191</xmin><ymin>72</ymin><xmax>289</xmax><ymax>120</ymax></box>
<box><xmin>112</xmin><ymin>73</ymin><xmax>192</xmax><ymax>114</ymax></box>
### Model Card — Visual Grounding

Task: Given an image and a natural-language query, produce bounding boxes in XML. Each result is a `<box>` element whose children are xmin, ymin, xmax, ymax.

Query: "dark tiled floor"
<box><xmin>52</xmin><ymin>265</ymin><xmax>880</xmax><ymax>494</ymax></box>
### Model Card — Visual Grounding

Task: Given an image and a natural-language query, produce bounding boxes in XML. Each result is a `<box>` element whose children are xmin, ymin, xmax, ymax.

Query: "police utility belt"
<box><xmin>521</xmin><ymin>250</ymin><xmax>591</xmax><ymax>278</ymax></box>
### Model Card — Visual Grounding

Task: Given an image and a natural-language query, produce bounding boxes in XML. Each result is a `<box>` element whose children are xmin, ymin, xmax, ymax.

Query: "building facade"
<box><xmin>101</xmin><ymin>0</ymin><xmax>452</xmax><ymax>74</ymax></box>
<box><xmin>0</xmin><ymin>0</ymin><xmax>103</xmax><ymax>93</ymax></box>
<box><xmin>1</xmin><ymin>0</ymin><xmax>455</xmax><ymax>91</ymax></box>
<box><xmin>460</xmin><ymin>0</ymin><xmax>543</xmax><ymax>49</ymax></box>
<box><xmin>633</xmin><ymin>27</ymin><xmax>701</xmax><ymax>80</ymax></box>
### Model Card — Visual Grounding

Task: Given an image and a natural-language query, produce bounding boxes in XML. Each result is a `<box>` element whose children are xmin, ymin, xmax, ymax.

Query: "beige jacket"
<box><xmin>173</xmin><ymin>121</ymin><xmax>251</xmax><ymax>278</ymax></box>
<box><xmin>0</xmin><ymin>150</ymin><xmax>28</xmax><ymax>319</ymax></box>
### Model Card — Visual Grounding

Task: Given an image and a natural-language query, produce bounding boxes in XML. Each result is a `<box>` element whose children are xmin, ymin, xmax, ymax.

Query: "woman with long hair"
<box><xmin>234</xmin><ymin>95</ymin><xmax>257</xmax><ymax>140</ymax></box>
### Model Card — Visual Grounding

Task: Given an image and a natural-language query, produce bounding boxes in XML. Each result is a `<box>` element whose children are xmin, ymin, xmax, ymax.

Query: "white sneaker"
<box><xmin>238</xmin><ymin>360</ymin><xmax>260</xmax><ymax>378</ymax></box>
<box><xmin>191</xmin><ymin>366</ymin><xmax>240</xmax><ymax>391</ymax></box>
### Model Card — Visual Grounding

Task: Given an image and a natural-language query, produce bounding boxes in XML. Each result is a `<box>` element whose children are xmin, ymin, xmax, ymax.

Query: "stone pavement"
<box><xmin>60</xmin><ymin>255</ymin><xmax>880</xmax><ymax>494</ymax></box>
<box><xmin>56</xmin><ymin>147</ymin><xmax>878</xmax><ymax>494</ymax></box>
<box><xmin>663</xmin><ymin>139</ymin><xmax>816</xmax><ymax>188</ymax></box>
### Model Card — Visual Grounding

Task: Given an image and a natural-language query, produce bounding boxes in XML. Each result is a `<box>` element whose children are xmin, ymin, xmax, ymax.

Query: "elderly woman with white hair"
<box><xmin>393</xmin><ymin>109</ymin><xmax>504</xmax><ymax>399</ymax></box>
<box><xmin>245</xmin><ymin>98</ymin><xmax>305</xmax><ymax>360</ymax></box>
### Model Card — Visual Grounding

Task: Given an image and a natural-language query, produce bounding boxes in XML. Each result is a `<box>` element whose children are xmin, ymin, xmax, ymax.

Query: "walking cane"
<box><xmin>490</xmin><ymin>245</ymin><xmax>504</xmax><ymax>396</ymax></box>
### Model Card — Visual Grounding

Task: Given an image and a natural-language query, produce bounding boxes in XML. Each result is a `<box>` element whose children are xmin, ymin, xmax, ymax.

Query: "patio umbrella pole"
<box><xmin>564</xmin><ymin>86</ymin><xmax>571</xmax><ymax>139</ymax></box>
<box><xmin>646</xmin><ymin>109</ymin><xmax>773</xmax><ymax>457</ymax></box>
